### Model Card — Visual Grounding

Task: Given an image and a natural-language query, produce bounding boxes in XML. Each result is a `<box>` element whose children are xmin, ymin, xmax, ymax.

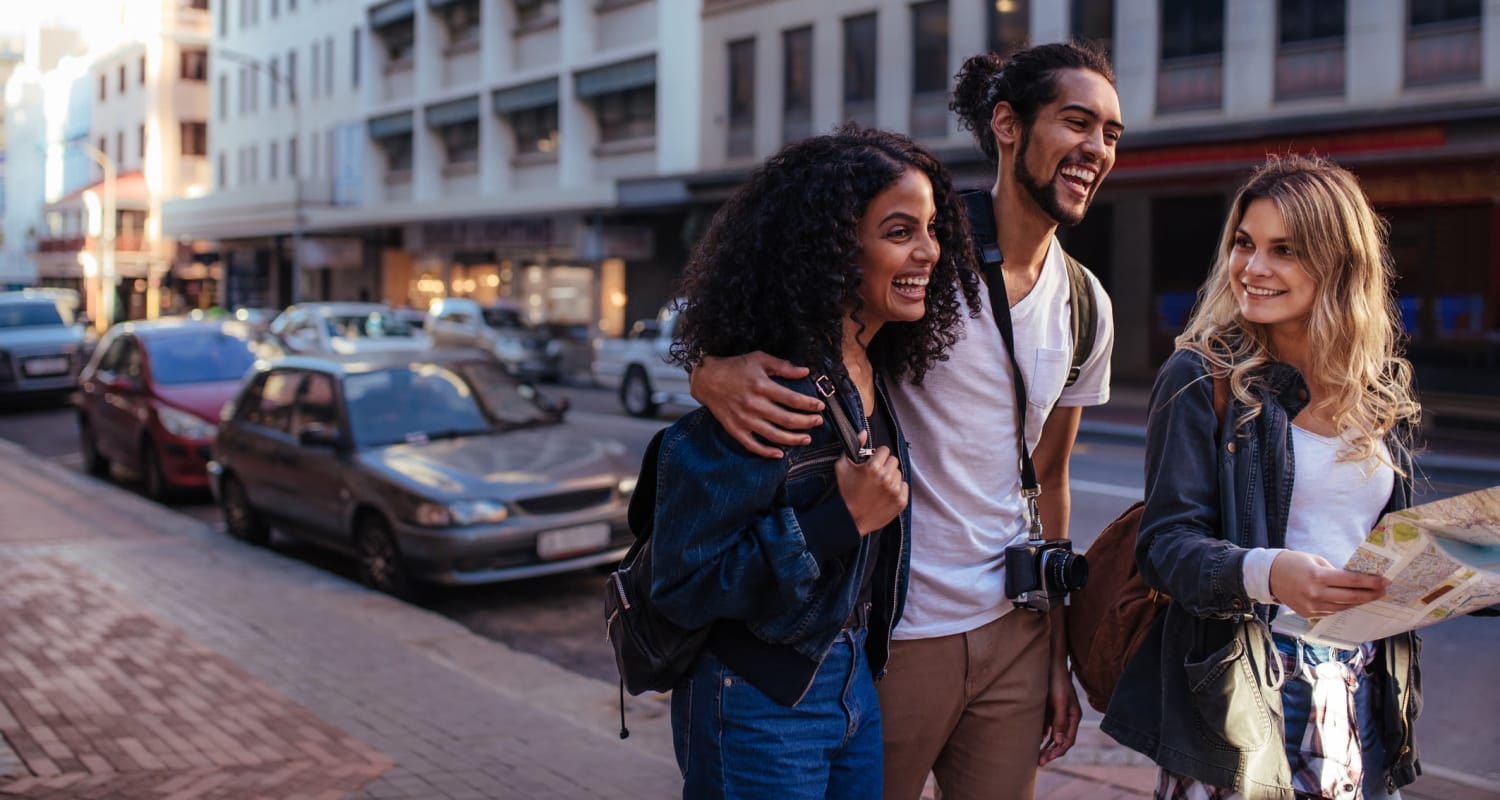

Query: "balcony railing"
<box><xmin>1405</xmin><ymin>19</ymin><xmax>1481</xmax><ymax>87</ymax></box>
<box><xmin>1156</xmin><ymin>54</ymin><xmax>1223</xmax><ymax>114</ymax></box>
<box><xmin>1275</xmin><ymin>39</ymin><xmax>1344</xmax><ymax>101</ymax></box>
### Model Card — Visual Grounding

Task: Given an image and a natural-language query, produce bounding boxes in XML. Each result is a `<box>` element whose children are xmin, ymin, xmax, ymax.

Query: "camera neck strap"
<box><xmin>964</xmin><ymin>190</ymin><xmax>1043</xmax><ymax>537</ymax></box>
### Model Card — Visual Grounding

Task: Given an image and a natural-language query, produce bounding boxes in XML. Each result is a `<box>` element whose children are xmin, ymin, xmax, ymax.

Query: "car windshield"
<box><xmin>0</xmin><ymin>302</ymin><xmax>67</xmax><ymax>329</ymax></box>
<box><xmin>325</xmin><ymin>311</ymin><xmax>417</xmax><ymax>339</ymax></box>
<box><xmin>147</xmin><ymin>329</ymin><xmax>259</xmax><ymax>385</ymax></box>
<box><xmin>342</xmin><ymin>360</ymin><xmax>559</xmax><ymax>448</ymax></box>
<box><xmin>481</xmin><ymin>307</ymin><xmax>530</xmax><ymax>330</ymax></box>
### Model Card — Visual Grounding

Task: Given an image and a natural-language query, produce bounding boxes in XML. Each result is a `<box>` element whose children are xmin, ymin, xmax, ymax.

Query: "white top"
<box><xmin>886</xmin><ymin>238</ymin><xmax>1114</xmax><ymax>639</ymax></box>
<box><xmin>1242</xmin><ymin>426</ymin><xmax>1395</xmax><ymax>608</ymax></box>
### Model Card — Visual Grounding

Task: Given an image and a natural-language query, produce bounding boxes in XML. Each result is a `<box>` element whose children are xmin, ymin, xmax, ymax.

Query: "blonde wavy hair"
<box><xmin>1176</xmin><ymin>154</ymin><xmax>1420</xmax><ymax>470</ymax></box>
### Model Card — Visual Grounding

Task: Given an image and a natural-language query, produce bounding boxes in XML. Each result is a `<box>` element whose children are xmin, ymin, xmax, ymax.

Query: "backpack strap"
<box><xmin>625</xmin><ymin>427</ymin><xmax>667</xmax><ymax>541</ymax></box>
<box><xmin>1061</xmin><ymin>251</ymin><xmax>1097</xmax><ymax>388</ymax></box>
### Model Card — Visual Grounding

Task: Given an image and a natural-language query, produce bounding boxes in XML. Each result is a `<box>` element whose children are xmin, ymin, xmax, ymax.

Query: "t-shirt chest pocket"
<box><xmin>1026</xmin><ymin>347</ymin><xmax>1070</xmax><ymax>424</ymax></box>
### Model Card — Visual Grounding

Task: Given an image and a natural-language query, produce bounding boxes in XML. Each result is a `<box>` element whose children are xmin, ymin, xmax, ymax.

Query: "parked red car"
<box><xmin>76</xmin><ymin>318</ymin><xmax>259</xmax><ymax>499</ymax></box>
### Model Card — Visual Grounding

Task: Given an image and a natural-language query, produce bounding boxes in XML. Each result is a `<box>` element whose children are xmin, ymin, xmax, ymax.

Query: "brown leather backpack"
<box><xmin>1066</xmin><ymin>376</ymin><xmax>1227</xmax><ymax>713</ymax></box>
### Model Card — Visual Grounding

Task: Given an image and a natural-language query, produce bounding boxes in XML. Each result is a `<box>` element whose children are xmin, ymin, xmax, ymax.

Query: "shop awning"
<box><xmin>492</xmin><ymin>78</ymin><xmax>559</xmax><ymax>115</ymax></box>
<box><xmin>425</xmin><ymin>96</ymin><xmax>480</xmax><ymax>128</ymax></box>
<box><xmin>369</xmin><ymin>0</ymin><xmax>416</xmax><ymax>29</ymax></box>
<box><xmin>574</xmin><ymin>55</ymin><xmax>655</xmax><ymax>99</ymax></box>
<box><xmin>367</xmin><ymin>111</ymin><xmax>415</xmax><ymax>140</ymax></box>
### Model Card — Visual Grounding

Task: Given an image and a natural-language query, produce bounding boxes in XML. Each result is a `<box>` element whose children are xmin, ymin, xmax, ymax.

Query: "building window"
<box><xmin>440</xmin><ymin>121</ymin><xmax>479</xmax><ymax>167</ymax></box>
<box><xmin>116</xmin><ymin>132</ymin><xmax>125</xmax><ymax>164</ymax></box>
<box><xmin>138</xmin><ymin>55</ymin><xmax>146</xmax><ymax>84</ymax></box>
<box><xmin>181</xmin><ymin>48</ymin><xmax>208</xmax><ymax>81</ymax></box>
<box><xmin>98</xmin><ymin>74</ymin><xmax>106</xmax><ymax>101</ymax></box>
<box><xmin>1071</xmin><ymin>0</ymin><xmax>1112</xmax><ymax>54</ymax></box>
<box><xmin>288</xmin><ymin>136</ymin><xmax>298</xmax><ymax>177</ymax></box>
<box><xmin>217</xmin><ymin>152</ymin><xmax>227</xmax><ymax>187</ymax></box>
<box><xmin>1157</xmin><ymin>0</ymin><xmax>1224</xmax><ymax>113</ymax></box>
<box><xmin>442</xmin><ymin>0</ymin><xmax>480</xmax><ymax>49</ymax></box>
<box><xmin>218</xmin><ymin>74</ymin><xmax>228</xmax><ymax>120</ymax></box>
<box><xmin>1405</xmin><ymin>0</ymin><xmax>1481</xmax><ymax>86</ymax></box>
<box><xmin>727</xmin><ymin>38</ymin><xmax>755</xmax><ymax>159</ymax></box>
<box><xmin>287</xmin><ymin>50</ymin><xmax>297</xmax><ymax>102</ymax></box>
<box><xmin>509</xmin><ymin>104</ymin><xmax>558</xmax><ymax>156</ymax></box>
<box><xmin>269</xmin><ymin>140</ymin><xmax>278</xmax><ymax>179</ymax></box>
<box><xmin>324</xmin><ymin>36</ymin><xmax>334</xmax><ymax>95</ymax></box>
<box><xmin>782</xmin><ymin>26</ymin><xmax>812</xmax><ymax>145</ymax></box>
<box><xmin>910</xmin><ymin>0</ymin><xmax>948</xmax><ymax>139</ymax></box>
<box><xmin>139</xmin><ymin>124</ymin><xmax>146</xmax><ymax>160</ymax></box>
<box><xmin>182</xmin><ymin>122</ymin><xmax>208</xmax><ymax>156</ymax></box>
<box><xmin>1275</xmin><ymin>0</ymin><xmax>1344</xmax><ymax>100</ymax></box>
<box><xmin>118</xmin><ymin>65</ymin><xmax>126</xmax><ymax>93</ymax></box>
<box><xmin>514</xmin><ymin>0</ymin><xmax>559</xmax><ymax>30</ymax></box>
<box><xmin>310</xmin><ymin>40</ymin><xmax>320</xmax><ymax>99</ymax></box>
<box><xmin>594</xmin><ymin>85</ymin><xmax>655</xmax><ymax>144</ymax></box>
<box><xmin>377</xmin><ymin>19</ymin><xmax>415</xmax><ymax>63</ymax></box>
<box><xmin>270</xmin><ymin>0</ymin><xmax>278</xmax><ymax>17</ymax></box>
<box><xmin>989</xmin><ymin>0</ymin><xmax>1029</xmax><ymax>58</ymax></box>
<box><xmin>219</xmin><ymin>0</ymin><xmax>228</xmax><ymax>37</ymax></box>
<box><xmin>188</xmin><ymin>0</ymin><xmax>208</xmax><ymax>8</ymax></box>
<box><xmin>351</xmin><ymin>28</ymin><xmax>360</xmax><ymax>89</ymax></box>
<box><xmin>383</xmin><ymin>134</ymin><xmax>413</xmax><ymax>172</ymax></box>
<box><xmin>269</xmin><ymin>57</ymin><xmax>279</xmax><ymax>107</ymax></box>
<box><xmin>842</xmin><ymin>13</ymin><xmax>877</xmax><ymax>128</ymax></box>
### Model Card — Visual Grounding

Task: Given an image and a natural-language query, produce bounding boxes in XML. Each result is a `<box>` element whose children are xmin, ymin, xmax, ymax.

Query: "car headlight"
<box><xmin>157</xmin><ymin>405</ymin><xmax>217</xmax><ymax>440</ymax></box>
<box><xmin>617</xmin><ymin>476</ymin><xmax>637</xmax><ymax>497</ymax></box>
<box><xmin>412</xmin><ymin>499</ymin><xmax>510</xmax><ymax>527</ymax></box>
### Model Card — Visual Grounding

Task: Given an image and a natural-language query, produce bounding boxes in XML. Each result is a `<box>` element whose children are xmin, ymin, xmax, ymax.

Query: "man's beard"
<box><xmin>1014</xmin><ymin>127</ymin><xmax>1091</xmax><ymax>228</ymax></box>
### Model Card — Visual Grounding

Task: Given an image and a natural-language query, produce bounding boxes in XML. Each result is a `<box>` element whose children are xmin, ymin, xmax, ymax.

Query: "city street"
<box><xmin>0</xmin><ymin>384</ymin><xmax>1497</xmax><ymax>795</ymax></box>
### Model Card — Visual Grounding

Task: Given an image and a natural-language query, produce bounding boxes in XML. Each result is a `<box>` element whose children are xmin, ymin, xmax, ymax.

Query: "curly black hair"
<box><xmin>670</xmin><ymin>124</ymin><xmax>981</xmax><ymax>384</ymax></box>
<box><xmin>951</xmin><ymin>40</ymin><xmax>1115</xmax><ymax>166</ymax></box>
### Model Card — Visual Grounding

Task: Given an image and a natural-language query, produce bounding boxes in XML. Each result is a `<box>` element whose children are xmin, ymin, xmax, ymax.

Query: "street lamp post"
<box><xmin>64</xmin><ymin>143</ymin><xmax>117</xmax><ymax>330</ymax></box>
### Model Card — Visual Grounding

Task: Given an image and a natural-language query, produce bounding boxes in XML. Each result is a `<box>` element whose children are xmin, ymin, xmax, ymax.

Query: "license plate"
<box><xmin>537</xmin><ymin>522</ymin><xmax>610</xmax><ymax>560</ymax></box>
<box><xmin>23</xmin><ymin>356</ymin><xmax>68</xmax><ymax>377</ymax></box>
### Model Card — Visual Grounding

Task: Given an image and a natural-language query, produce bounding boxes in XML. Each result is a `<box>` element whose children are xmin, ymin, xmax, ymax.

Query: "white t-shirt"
<box><xmin>887</xmin><ymin>237</ymin><xmax>1114</xmax><ymax>639</ymax></box>
<box><xmin>1243</xmin><ymin>426</ymin><xmax>1394</xmax><ymax>611</ymax></box>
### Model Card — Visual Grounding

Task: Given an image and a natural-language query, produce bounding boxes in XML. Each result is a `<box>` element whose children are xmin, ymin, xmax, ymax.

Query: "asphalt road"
<box><xmin>1</xmin><ymin>385</ymin><xmax>1496</xmax><ymax>789</ymax></box>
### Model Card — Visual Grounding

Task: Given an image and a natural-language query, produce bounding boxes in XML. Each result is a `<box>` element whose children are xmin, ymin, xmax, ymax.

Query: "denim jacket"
<box><xmin>1101</xmin><ymin>348</ymin><xmax>1421</xmax><ymax>800</ymax></box>
<box><xmin>649</xmin><ymin>372</ymin><xmax>912</xmax><ymax>706</ymax></box>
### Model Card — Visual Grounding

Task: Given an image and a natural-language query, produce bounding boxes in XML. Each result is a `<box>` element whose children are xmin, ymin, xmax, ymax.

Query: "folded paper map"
<box><xmin>1272</xmin><ymin>485</ymin><xmax>1500</xmax><ymax>649</ymax></box>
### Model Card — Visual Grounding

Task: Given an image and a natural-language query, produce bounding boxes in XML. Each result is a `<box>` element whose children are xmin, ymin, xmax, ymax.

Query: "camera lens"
<box><xmin>1042</xmin><ymin>550</ymin><xmax>1089</xmax><ymax>592</ymax></box>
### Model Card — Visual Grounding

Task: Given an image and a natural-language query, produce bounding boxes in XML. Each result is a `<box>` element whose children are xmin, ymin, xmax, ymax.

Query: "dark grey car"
<box><xmin>208</xmin><ymin>350</ymin><xmax>637</xmax><ymax>596</ymax></box>
<box><xmin>0</xmin><ymin>290</ymin><xmax>93</xmax><ymax>400</ymax></box>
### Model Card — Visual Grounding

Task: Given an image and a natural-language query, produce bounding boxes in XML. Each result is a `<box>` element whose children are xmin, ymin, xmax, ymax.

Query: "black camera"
<box><xmin>1004</xmin><ymin>537</ymin><xmax>1089</xmax><ymax>613</ymax></box>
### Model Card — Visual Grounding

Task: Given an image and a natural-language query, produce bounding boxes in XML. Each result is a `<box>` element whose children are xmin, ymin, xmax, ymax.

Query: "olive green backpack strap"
<box><xmin>1061</xmin><ymin>250</ymin><xmax>1098</xmax><ymax>388</ymax></box>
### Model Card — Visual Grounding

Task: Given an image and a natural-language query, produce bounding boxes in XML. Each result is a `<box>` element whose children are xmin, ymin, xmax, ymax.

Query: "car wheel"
<box><xmin>220</xmin><ymin>475</ymin><xmax>270</xmax><ymax>546</ymax></box>
<box><xmin>620</xmin><ymin>366</ymin><xmax>659</xmax><ymax>418</ymax></box>
<box><xmin>78</xmin><ymin>416</ymin><xmax>110</xmax><ymax>478</ymax></box>
<box><xmin>141</xmin><ymin>439</ymin><xmax>171</xmax><ymax>501</ymax></box>
<box><xmin>355</xmin><ymin>515</ymin><xmax>415</xmax><ymax>599</ymax></box>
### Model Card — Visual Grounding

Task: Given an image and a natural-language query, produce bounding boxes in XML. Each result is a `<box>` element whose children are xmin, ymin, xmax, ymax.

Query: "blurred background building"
<box><xmin>5</xmin><ymin>0</ymin><xmax>1500</xmax><ymax>412</ymax></box>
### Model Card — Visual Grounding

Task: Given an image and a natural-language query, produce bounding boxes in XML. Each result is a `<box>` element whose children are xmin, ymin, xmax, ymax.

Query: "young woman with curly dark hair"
<box><xmin>647</xmin><ymin>125</ymin><xmax>976</xmax><ymax>799</ymax></box>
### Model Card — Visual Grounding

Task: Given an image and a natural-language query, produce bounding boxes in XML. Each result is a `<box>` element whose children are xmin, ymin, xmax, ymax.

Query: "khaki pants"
<box><xmin>878</xmin><ymin>609</ymin><xmax>1052</xmax><ymax>800</ymax></box>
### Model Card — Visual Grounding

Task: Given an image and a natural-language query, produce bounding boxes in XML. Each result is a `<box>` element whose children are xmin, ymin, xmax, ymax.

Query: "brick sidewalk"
<box><xmin>0</xmin><ymin>434</ymin><xmax>1492</xmax><ymax>800</ymax></box>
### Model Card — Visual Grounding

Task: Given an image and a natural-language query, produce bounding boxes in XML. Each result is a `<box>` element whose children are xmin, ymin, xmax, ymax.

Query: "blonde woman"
<box><xmin>1102</xmin><ymin>155</ymin><xmax>1423</xmax><ymax>800</ymax></box>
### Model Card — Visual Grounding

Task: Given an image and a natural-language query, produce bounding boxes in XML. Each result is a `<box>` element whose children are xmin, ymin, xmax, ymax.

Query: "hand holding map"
<box><xmin>1272</xmin><ymin>485</ymin><xmax>1500</xmax><ymax>649</ymax></box>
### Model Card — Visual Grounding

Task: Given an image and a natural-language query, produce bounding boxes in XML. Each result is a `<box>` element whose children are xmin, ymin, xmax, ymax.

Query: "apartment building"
<box><xmin>163</xmin><ymin>0</ymin><xmax>704</xmax><ymax>335</ymax></box>
<box><xmin>659</xmin><ymin>0</ymin><xmax>1500</xmax><ymax>407</ymax></box>
<box><xmin>20</xmin><ymin>2</ymin><xmax>213</xmax><ymax>324</ymax></box>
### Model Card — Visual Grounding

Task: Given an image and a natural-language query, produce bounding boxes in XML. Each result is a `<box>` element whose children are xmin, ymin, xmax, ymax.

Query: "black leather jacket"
<box><xmin>1101</xmin><ymin>349</ymin><xmax>1421</xmax><ymax>800</ymax></box>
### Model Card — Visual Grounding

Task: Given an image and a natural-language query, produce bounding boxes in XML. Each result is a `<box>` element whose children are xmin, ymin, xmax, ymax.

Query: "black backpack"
<box><xmin>960</xmin><ymin>189</ymin><xmax>1098</xmax><ymax>387</ymax></box>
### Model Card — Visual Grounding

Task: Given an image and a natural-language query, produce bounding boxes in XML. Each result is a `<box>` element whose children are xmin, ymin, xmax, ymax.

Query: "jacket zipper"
<box><xmin>875</xmin><ymin>379</ymin><xmax>906</xmax><ymax>676</ymax></box>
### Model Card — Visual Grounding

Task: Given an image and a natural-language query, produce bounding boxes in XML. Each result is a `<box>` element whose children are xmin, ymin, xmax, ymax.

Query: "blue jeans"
<box><xmin>1276</xmin><ymin>636</ymin><xmax>1399</xmax><ymax>800</ymax></box>
<box><xmin>671</xmin><ymin>628</ymin><xmax>883</xmax><ymax>800</ymax></box>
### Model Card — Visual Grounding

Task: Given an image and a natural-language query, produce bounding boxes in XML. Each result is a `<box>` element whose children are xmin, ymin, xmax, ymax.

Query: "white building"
<box><xmin>161</xmin><ymin>0</ymin><xmax>1500</xmax><ymax>406</ymax></box>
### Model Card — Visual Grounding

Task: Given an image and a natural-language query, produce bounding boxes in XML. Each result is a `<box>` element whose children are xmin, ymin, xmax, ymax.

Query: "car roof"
<box><xmin>257</xmin><ymin>348</ymin><xmax>496</xmax><ymax>377</ymax></box>
<box><xmin>117</xmin><ymin>318</ymin><xmax>254</xmax><ymax>339</ymax></box>
<box><xmin>0</xmin><ymin>290</ymin><xmax>67</xmax><ymax>306</ymax></box>
<box><xmin>288</xmin><ymin>302</ymin><xmax>394</xmax><ymax>316</ymax></box>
